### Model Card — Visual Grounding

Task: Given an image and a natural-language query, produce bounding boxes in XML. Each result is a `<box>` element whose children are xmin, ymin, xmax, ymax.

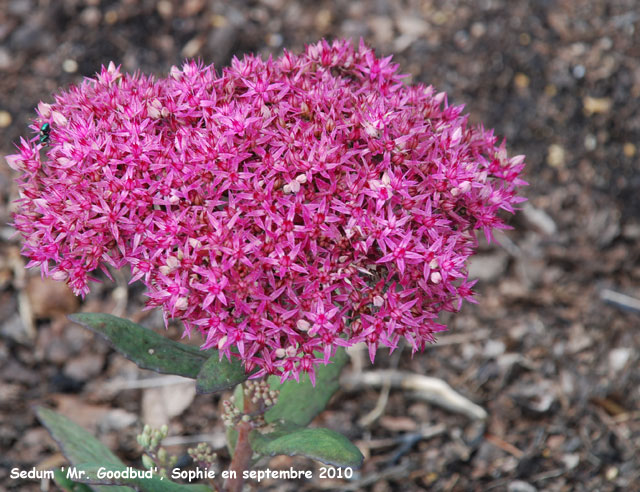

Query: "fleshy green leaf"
<box><xmin>195</xmin><ymin>353</ymin><xmax>252</xmax><ymax>394</ymax></box>
<box><xmin>68</xmin><ymin>313</ymin><xmax>244</xmax><ymax>381</ymax></box>
<box><xmin>53</xmin><ymin>468</ymin><xmax>93</xmax><ymax>492</ymax></box>
<box><xmin>265</xmin><ymin>347</ymin><xmax>349</xmax><ymax>427</ymax></box>
<box><xmin>226</xmin><ymin>426</ymin><xmax>238</xmax><ymax>457</ymax></box>
<box><xmin>233</xmin><ymin>383</ymin><xmax>245</xmax><ymax>412</ymax></box>
<box><xmin>250</xmin><ymin>427</ymin><xmax>363</xmax><ymax>469</ymax></box>
<box><xmin>74</xmin><ymin>463</ymin><xmax>212</xmax><ymax>492</ymax></box>
<box><xmin>35</xmin><ymin>406</ymin><xmax>133</xmax><ymax>492</ymax></box>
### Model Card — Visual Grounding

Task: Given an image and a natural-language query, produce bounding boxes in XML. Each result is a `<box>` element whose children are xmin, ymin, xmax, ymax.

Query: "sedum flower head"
<box><xmin>8</xmin><ymin>39</ymin><xmax>526</xmax><ymax>383</ymax></box>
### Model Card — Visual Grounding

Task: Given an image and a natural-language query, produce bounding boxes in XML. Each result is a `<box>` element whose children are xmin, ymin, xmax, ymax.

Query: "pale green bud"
<box><xmin>158</xmin><ymin>447</ymin><xmax>167</xmax><ymax>463</ymax></box>
<box><xmin>138</xmin><ymin>434</ymin><xmax>150</xmax><ymax>449</ymax></box>
<box><xmin>142</xmin><ymin>454</ymin><xmax>155</xmax><ymax>470</ymax></box>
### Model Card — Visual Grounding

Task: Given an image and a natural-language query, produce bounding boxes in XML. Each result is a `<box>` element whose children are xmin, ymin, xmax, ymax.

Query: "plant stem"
<box><xmin>224</xmin><ymin>419</ymin><xmax>252</xmax><ymax>492</ymax></box>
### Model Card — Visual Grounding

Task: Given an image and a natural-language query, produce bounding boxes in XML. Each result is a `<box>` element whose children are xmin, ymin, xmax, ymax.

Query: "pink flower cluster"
<box><xmin>8</xmin><ymin>39</ymin><xmax>526</xmax><ymax>383</ymax></box>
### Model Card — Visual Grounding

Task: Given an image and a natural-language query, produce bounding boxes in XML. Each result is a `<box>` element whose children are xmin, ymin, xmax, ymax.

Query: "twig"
<box><xmin>494</xmin><ymin>229</ymin><xmax>524</xmax><ymax>256</ymax></box>
<box><xmin>358</xmin><ymin>378</ymin><xmax>391</xmax><ymax>427</ymax></box>
<box><xmin>388</xmin><ymin>433</ymin><xmax>424</xmax><ymax>464</ymax></box>
<box><xmin>593</xmin><ymin>407</ymin><xmax>635</xmax><ymax>457</ymax></box>
<box><xmin>161</xmin><ymin>432</ymin><xmax>227</xmax><ymax>449</ymax></box>
<box><xmin>611</xmin><ymin>12</ymin><xmax>640</xmax><ymax>27</ymax></box>
<box><xmin>10</xmin><ymin>250</ymin><xmax>36</xmax><ymax>340</ymax></box>
<box><xmin>600</xmin><ymin>288</ymin><xmax>640</xmax><ymax>313</ymax></box>
<box><xmin>108</xmin><ymin>265</ymin><xmax>129</xmax><ymax>318</ymax></box>
<box><xmin>346</xmin><ymin>342</ymin><xmax>366</xmax><ymax>373</ymax></box>
<box><xmin>612</xmin><ymin>410</ymin><xmax>640</xmax><ymax>423</ymax></box>
<box><xmin>341</xmin><ymin>370</ymin><xmax>487</xmax><ymax>420</ymax></box>
<box><xmin>105</xmin><ymin>375</ymin><xmax>194</xmax><ymax>391</ymax></box>
<box><xmin>484</xmin><ymin>433</ymin><xmax>524</xmax><ymax>458</ymax></box>
<box><xmin>531</xmin><ymin>468</ymin><xmax>566</xmax><ymax>482</ymax></box>
<box><xmin>485</xmin><ymin>478</ymin><xmax>512</xmax><ymax>491</ymax></box>
<box><xmin>358</xmin><ymin>345</ymin><xmax>404</xmax><ymax>427</ymax></box>
<box><xmin>355</xmin><ymin>423</ymin><xmax>446</xmax><ymax>452</ymax></box>
<box><xmin>434</xmin><ymin>328</ymin><xmax>490</xmax><ymax>346</ymax></box>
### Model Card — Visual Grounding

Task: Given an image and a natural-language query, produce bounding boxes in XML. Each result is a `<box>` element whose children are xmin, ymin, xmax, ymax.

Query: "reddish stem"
<box><xmin>224</xmin><ymin>419</ymin><xmax>253</xmax><ymax>492</ymax></box>
<box><xmin>225</xmin><ymin>379</ymin><xmax>269</xmax><ymax>492</ymax></box>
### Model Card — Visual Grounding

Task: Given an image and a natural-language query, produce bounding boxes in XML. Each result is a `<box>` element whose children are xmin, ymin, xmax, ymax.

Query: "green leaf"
<box><xmin>68</xmin><ymin>313</ymin><xmax>244</xmax><ymax>381</ymax></box>
<box><xmin>35</xmin><ymin>406</ymin><xmax>133</xmax><ymax>492</ymax></box>
<box><xmin>195</xmin><ymin>353</ymin><xmax>251</xmax><ymax>394</ymax></box>
<box><xmin>37</xmin><ymin>409</ymin><xmax>213</xmax><ymax>491</ymax></box>
<box><xmin>36</xmin><ymin>407</ymin><xmax>125</xmax><ymax>466</ymax></box>
<box><xmin>250</xmin><ymin>427</ymin><xmax>363</xmax><ymax>469</ymax></box>
<box><xmin>226</xmin><ymin>426</ymin><xmax>238</xmax><ymax>457</ymax></box>
<box><xmin>53</xmin><ymin>468</ymin><xmax>93</xmax><ymax>492</ymax></box>
<box><xmin>74</xmin><ymin>463</ymin><xmax>212</xmax><ymax>492</ymax></box>
<box><xmin>265</xmin><ymin>347</ymin><xmax>349</xmax><ymax>427</ymax></box>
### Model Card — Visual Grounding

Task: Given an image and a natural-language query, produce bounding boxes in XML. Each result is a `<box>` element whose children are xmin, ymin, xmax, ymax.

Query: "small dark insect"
<box><xmin>39</xmin><ymin>122</ymin><xmax>51</xmax><ymax>145</ymax></box>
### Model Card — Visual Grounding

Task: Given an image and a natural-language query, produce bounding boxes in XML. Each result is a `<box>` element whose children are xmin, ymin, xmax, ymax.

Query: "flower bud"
<box><xmin>285</xmin><ymin>346</ymin><xmax>297</xmax><ymax>357</ymax></box>
<box><xmin>296</xmin><ymin>319</ymin><xmax>311</xmax><ymax>332</ymax></box>
<box><xmin>38</xmin><ymin>102</ymin><xmax>52</xmax><ymax>118</ymax></box>
<box><xmin>142</xmin><ymin>454</ymin><xmax>155</xmax><ymax>470</ymax></box>
<box><xmin>217</xmin><ymin>335</ymin><xmax>228</xmax><ymax>350</ymax></box>
<box><xmin>158</xmin><ymin>447</ymin><xmax>167</xmax><ymax>463</ymax></box>
<box><xmin>175</xmin><ymin>297</ymin><xmax>188</xmax><ymax>311</ymax></box>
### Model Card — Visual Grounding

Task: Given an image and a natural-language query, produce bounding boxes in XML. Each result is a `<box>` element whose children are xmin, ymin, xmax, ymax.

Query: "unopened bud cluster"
<box><xmin>244</xmin><ymin>380</ymin><xmax>280</xmax><ymax>410</ymax></box>
<box><xmin>187</xmin><ymin>442</ymin><xmax>217</xmax><ymax>468</ymax></box>
<box><xmin>136</xmin><ymin>424</ymin><xmax>177</xmax><ymax>478</ymax></box>
<box><xmin>221</xmin><ymin>398</ymin><xmax>243</xmax><ymax>428</ymax></box>
<box><xmin>221</xmin><ymin>381</ymin><xmax>280</xmax><ymax>428</ymax></box>
<box><xmin>137</xmin><ymin>424</ymin><xmax>168</xmax><ymax>450</ymax></box>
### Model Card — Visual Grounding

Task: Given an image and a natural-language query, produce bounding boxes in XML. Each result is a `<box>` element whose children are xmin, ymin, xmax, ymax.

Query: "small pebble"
<box><xmin>572</xmin><ymin>64</ymin><xmax>585</xmax><ymax>78</ymax></box>
<box><xmin>80</xmin><ymin>7</ymin><xmax>101</xmax><ymax>27</ymax></box>
<box><xmin>547</xmin><ymin>144</ymin><xmax>566</xmax><ymax>168</ymax></box>
<box><xmin>514</xmin><ymin>72</ymin><xmax>530</xmax><ymax>89</ymax></box>
<box><xmin>471</xmin><ymin>22</ymin><xmax>486</xmax><ymax>38</ymax></box>
<box><xmin>608</xmin><ymin>347</ymin><xmax>631</xmax><ymax>373</ymax></box>
<box><xmin>266</xmin><ymin>32</ymin><xmax>283</xmax><ymax>47</ymax></box>
<box><xmin>210</xmin><ymin>14</ymin><xmax>228</xmax><ymax>28</ymax></box>
<box><xmin>62</xmin><ymin>59</ymin><xmax>78</xmax><ymax>73</ymax></box>
<box><xmin>605</xmin><ymin>466</ymin><xmax>619</xmax><ymax>481</ymax></box>
<box><xmin>315</xmin><ymin>9</ymin><xmax>332</xmax><ymax>31</ymax></box>
<box><xmin>104</xmin><ymin>10</ymin><xmax>118</xmax><ymax>24</ymax></box>
<box><xmin>432</xmin><ymin>11</ymin><xmax>447</xmax><ymax>25</ymax></box>
<box><xmin>157</xmin><ymin>0</ymin><xmax>173</xmax><ymax>18</ymax></box>
<box><xmin>0</xmin><ymin>110</ymin><xmax>12</xmax><ymax>128</ymax></box>
<box><xmin>584</xmin><ymin>134</ymin><xmax>597</xmax><ymax>151</ymax></box>
<box><xmin>583</xmin><ymin>96</ymin><xmax>612</xmax><ymax>115</ymax></box>
<box><xmin>0</xmin><ymin>47</ymin><xmax>12</xmax><ymax>70</ymax></box>
<box><xmin>508</xmin><ymin>480</ymin><xmax>537</xmax><ymax>492</ymax></box>
<box><xmin>562</xmin><ymin>453</ymin><xmax>580</xmax><ymax>470</ymax></box>
<box><xmin>182</xmin><ymin>37</ymin><xmax>204</xmax><ymax>58</ymax></box>
<box><xmin>623</xmin><ymin>142</ymin><xmax>636</xmax><ymax>157</ymax></box>
<box><xmin>484</xmin><ymin>339</ymin><xmax>506</xmax><ymax>358</ymax></box>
